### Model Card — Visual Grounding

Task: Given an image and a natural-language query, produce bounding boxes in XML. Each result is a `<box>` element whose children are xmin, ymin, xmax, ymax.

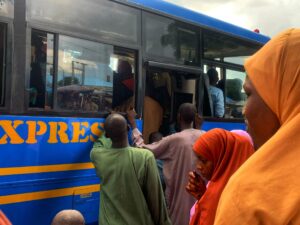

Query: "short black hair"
<box><xmin>104</xmin><ymin>113</ymin><xmax>128</xmax><ymax>140</ymax></box>
<box><xmin>178</xmin><ymin>103</ymin><xmax>197</xmax><ymax>123</ymax></box>
<box><xmin>207</xmin><ymin>68</ymin><xmax>219</xmax><ymax>85</ymax></box>
<box><xmin>149</xmin><ymin>132</ymin><xmax>163</xmax><ymax>144</ymax></box>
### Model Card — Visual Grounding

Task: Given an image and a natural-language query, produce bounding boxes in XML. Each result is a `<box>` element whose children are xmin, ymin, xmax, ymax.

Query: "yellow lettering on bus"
<box><xmin>26</xmin><ymin>121</ymin><xmax>47</xmax><ymax>144</ymax></box>
<box><xmin>48</xmin><ymin>122</ymin><xmax>70</xmax><ymax>143</ymax></box>
<box><xmin>0</xmin><ymin>120</ymin><xmax>24</xmax><ymax>144</ymax></box>
<box><xmin>89</xmin><ymin>122</ymin><xmax>103</xmax><ymax>142</ymax></box>
<box><xmin>71</xmin><ymin>122</ymin><xmax>89</xmax><ymax>143</ymax></box>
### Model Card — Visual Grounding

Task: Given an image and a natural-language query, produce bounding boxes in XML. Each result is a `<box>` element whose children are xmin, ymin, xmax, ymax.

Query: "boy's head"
<box><xmin>177</xmin><ymin>103</ymin><xmax>197</xmax><ymax>125</ymax></box>
<box><xmin>104</xmin><ymin>113</ymin><xmax>128</xmax><ymax>142</ymax></box>
<box><xmin>51</xmin><ymin>210</ymin><xmax>85</xmax><ymax>225</ymax></box>
<box><xmin>207</xmin><ymin>68</ymin><xmax>219</xmax><ymax>86</ymax></box>
<box><xmin>149</xmin><ymin>132</ymin><xmax>163</xmax><ymax>144</ymax></box>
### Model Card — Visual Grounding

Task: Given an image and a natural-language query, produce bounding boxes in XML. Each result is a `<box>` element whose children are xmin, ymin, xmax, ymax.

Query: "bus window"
<box><xmin>224</xmin><ymin>69</ymin><xmax>246</xmax><ymax>118</ymax></box>
<box><xmin>57</xmin><ymin>35</ymin><xmax>135</xmax><ymax>113</ymax></box>
<box><xmin>29</xmin><ymin>30</ymin><xmax>54</xmax><ymax>108</ymax></box>
<box><xmin>144</xmin><ymin>13</ymin><xmax>199</xmax><ymax>64</ymax></box>
<box><xmin>203</xmin><ymin>30</ymin><xmax>261</xmax><ymax>65</ymax></box>
<box><xmin>0</xmin><ymin>24</ymin><xmax>5</xmax><ymax>107</ymax></box>
<box><xmin>178</xmin><ymin>27</ymin><xmax>199</xmax><ymax>65</ymax></box>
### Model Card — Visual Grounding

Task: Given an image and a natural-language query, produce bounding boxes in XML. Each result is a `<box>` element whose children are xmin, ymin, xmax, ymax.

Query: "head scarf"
<box><xmin>214</xmin><ymin>29</ymin><xmax>300</xmax><ymax>225</ymax></box>
<box><xmin>230</xmin><ymin>129</ymin><xmax>254</xmax><ymax>146</ymax></box>
<box><xmin>190</xmin><ymin>128</ymin><xmax>254</xmax><ymax>225</ymax></box>
<box><xmin>0</xmin><ymin>211</ymin><xmax>12</xmax><ymax>225</ymax></box>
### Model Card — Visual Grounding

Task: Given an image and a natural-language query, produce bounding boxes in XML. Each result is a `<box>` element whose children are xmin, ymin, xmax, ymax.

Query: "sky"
<box><xmin>165</xmin><ymin>0</ymin><xmax>300</xmax><ymax>37</ymax></box>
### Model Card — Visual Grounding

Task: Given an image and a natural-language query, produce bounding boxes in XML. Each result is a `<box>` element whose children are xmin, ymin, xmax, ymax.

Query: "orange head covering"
<box><xmin>0</xmin><ymin>211</ymin><xmax>12</xmax><ymax>225</ymax></box>
<box><xmin>246</xmin><ymin>28</ymin><xmax>300</xmax><ymax>124</ymax></box>
<box><xmin>214</xmin><ymin>29</ymin><xmax>300</xmax><ymax>225</ymax></box>
<box><xmin>190</xmin><ymin>128</ymin><xmax>254</xmax><ymax>225</ymax></box>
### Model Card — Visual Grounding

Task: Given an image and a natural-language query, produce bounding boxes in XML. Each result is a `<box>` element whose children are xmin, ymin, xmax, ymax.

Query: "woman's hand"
<box><xmin>185</xmin><ymin>171</ymin><xmax>206</xmax><ymax>200</ymax></box>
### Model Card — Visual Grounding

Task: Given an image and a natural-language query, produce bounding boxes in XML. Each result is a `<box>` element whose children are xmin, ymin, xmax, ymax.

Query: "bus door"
<box><xmin>143</xmin><ymin>61</ymin><xmax>202</xmax><ymax>143</ymax></box>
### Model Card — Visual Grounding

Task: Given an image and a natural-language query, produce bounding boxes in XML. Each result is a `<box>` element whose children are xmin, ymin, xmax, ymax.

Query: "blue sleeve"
<box><xmin>215</xmin><ymin>89</ymin><xmax>225</xmax><ymax>117</ymax></box>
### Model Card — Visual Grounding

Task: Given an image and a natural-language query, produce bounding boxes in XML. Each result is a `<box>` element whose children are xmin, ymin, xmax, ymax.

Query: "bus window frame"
<box><xmin>25</xmin><ymin>26</ymin><xmax>141</xmax><ymax>118</ymax></box>
<box><xmin>0</xmin><ymin>22</ymin><xmax>7</xmax><ymax>108</ymax></box>
<box><xmin>0</xmin><ymin>19</ymin><xmax>13</xmax><ymax>113</ymax></box>
<box><xmin>202</xmin><ymin>58</ymin><xmax>246</xmax><ymax>122</ymax></box>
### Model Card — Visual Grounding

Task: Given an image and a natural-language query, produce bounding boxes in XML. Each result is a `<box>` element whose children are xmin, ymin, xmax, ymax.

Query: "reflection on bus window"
<box><xmin>203</xmin><ymin>30</ymin><xmax>261</xmax><ymax>65</ymax></box>
<box><xmin>29</xmin><ymin>30</ymin><xmax>54</xmax><ymax>108</ymax></box>
<box><xmin>28</xmin><ymin>0</ymin><xmax>139</xmax><ymax>44</ymax></box>
<box><xmin>225</xmin><ymin>70</ymin><xmax>246</xmax><ymax>118</ymax></box>
<box><xmin>145</xmin><ymin>13</ymin><xmax>198</xmax><ymax>64</ymax></box>
<box><xmin>57</xmin><ymin>35</ymin><xmax>135</xmax><ymax>113</ymax></box>
<box><xmin>0</xmin><ymin>24</ymin><xmax>5</xmax><ymax>107</ymax></box>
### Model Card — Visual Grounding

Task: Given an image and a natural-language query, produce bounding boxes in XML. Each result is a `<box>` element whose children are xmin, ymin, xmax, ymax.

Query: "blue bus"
<box><xmin>0</xmin><ymin>0</ymin><xmax>269</xmax><ymax>224</ymax></box>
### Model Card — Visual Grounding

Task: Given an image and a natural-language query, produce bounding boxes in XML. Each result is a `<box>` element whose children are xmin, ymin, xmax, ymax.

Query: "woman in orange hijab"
<box><xmin>214</xmin><ymin>28</ymin><xmax>300</xmax><ymax>225</ymax></box>
<box><xmin>187</xmin><ymin>128</ymin><xmax>254</xmax><ymax>225</ymax></box>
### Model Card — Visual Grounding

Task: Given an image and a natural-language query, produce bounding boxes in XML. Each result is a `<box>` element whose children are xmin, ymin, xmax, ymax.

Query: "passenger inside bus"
<box><xmin>207</xmin><ymin>68</ymin><xmax>224</xmax><ymax>118</ymax></box>
<box><xmin>143</xmin><ymin>71</ymin><xmax>172</xmax><ymax>142</ymax></box>
<box><xmin>225</xmin><ymin>78</ymin><xmax>245</xmax><ymax>118</ymax></box>
<box><xmin>30</xmin><ymin>35</ymin><xmax>47</xmax><ymax>108</ymax></box>
<box><xmin>112</xmin><ymin>60</ymin><xmax>135</xmax><ymax>112</ymax></box>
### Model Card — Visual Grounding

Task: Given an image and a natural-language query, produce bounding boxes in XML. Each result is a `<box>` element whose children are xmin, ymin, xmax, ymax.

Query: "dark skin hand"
<box><xmin>194</xmin><ymin>113</ymin><xmax>203</xmax><ymax>130</ymax></box>
<box><xmin>185</xmin><ymin>171</ymin><xmax>207</xmax><ymax>200</ymax></box>
<box><xmin>127</xmin><ymin>108</ymin><xmax>137</xmax><ymax>129</ymax></box>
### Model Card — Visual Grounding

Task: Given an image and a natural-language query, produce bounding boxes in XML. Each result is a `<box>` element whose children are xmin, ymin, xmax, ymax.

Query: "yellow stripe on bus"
<box><xmin>0</xmin><ymin>184</ymin><xmax>100</xmax><ymax>205</ymax></box>
<box><xmin>0</xmin><ymin>163</ymin><xmax>95</xmax><ymax>176</ymax></box>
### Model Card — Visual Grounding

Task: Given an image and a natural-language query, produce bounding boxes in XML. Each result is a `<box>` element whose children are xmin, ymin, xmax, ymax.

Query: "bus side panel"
<box><xmin>0</xmin><ymin>115</ymin><xmax>143</xmax><ymax>225</ymax></box>
<box><xmin>202</xmin><ymin>120</ymin><xmax>246</xmax><ymax>131</ymax></box>
<box><xmin>1</xmin><ymin>193</ymin><xmax>99</xmax><ymax>225</ymax></box>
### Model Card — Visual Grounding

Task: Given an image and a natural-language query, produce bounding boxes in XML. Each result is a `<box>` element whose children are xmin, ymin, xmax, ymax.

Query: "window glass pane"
<box><xmin>178</xmin><ymin>27</ymin><xmax>198</xmax><ymax>65</ymax></box>
<box><xmin>27</xmin><ymin>0</ymin><xmax>139</xmax><ymax>44</ymax></box>
<box><xmin>0</xmin><ymin>24</ymin><xmax>6</xmax><ymax>106</ymax></box>
<box><xmin>145</xmin><ymin>13</ymin><xmax>198</xmax><ymax>64</ymax></box>
<box><xmin>0</xmin><ymin>0</ymin><xmax>14</xmax><ymax>18</ymax></box>
<box><xmin>57</xmin><ymin>35</ymin><xmax>135</xmax><ymax>113</ymax></box>
<box><xmin>29</xmin><ymin>30</ymin><xmax>54</xmax><ymax>109</ymax></box>
<box><xmin>225</xmin><ymin>69</ymin><xmax>246</xmax><ymax>118</ymax></box>
<box><xmin>203</xmin><ymin>30</ymin><xmax>261</xmax><ymax>65</ymax></box>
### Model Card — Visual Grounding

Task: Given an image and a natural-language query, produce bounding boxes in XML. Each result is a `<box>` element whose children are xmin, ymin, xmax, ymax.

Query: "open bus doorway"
<box><xmin>143</xmin><ymin>62</ymin><xmax>202</xmax><ymax>143</ymax></box>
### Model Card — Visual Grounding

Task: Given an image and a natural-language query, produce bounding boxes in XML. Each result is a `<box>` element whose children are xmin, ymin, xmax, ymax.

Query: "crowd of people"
<box><xmin>2</xmin><ymin>28</ymin><xmax>299</xmax><ymax>225</ymax></box>
<box><xmin>89</xmin><ymin>28</ymin><xmax>300</xmax><ymax>225</ymax></box>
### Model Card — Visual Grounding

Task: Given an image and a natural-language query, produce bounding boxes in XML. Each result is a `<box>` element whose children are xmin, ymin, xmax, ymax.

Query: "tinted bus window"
<box><xmin>0</xmin><ymin>24</ymin><xmax>6</xmax><ymax>106</ymax></box>
<box><xmin>225</xmin><ymin>69</ymin><xmax>246</xmax><ymax>118</ymax></box>
<box><xmin>57</xmin><ymin>35</ymin><xmax>135</xmax><ymax>113</ymax></box>
<box><xmin>27</xmin><ymin>0</ymin><xmax>139</xmax><ymax>44</ymax></box>
<box><xmin>203</xmin><ymin>30</ymin><xmax>261</xmax><ymax>64</ymax></box>
<box><xmin>29</xmin><ymin>30</ymin><xmax>54</xmax><ymax>109</ymax></box>
<box><xmin>144</xmin><ymin>13</ymin><xmax>198</xmax><ymax>64</ymax></box>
